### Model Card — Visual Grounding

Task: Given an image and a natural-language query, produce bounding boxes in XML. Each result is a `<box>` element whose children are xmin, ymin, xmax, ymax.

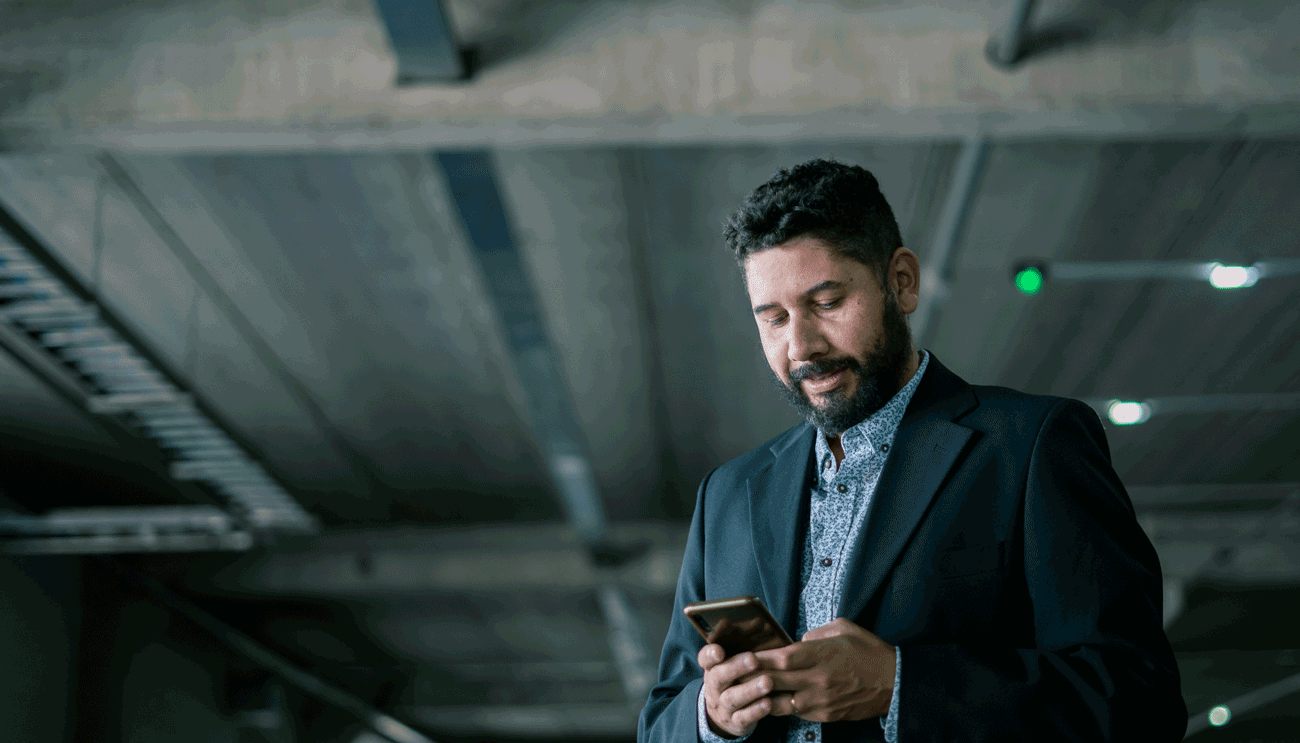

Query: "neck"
<box><xmin>825</xmin><ymin>348</ymin><xmax>921</xmax><ymax>466</ymax></box>
<box><xmin>899</xmin><ymin>346</ymin><xmax>921</xmax><ymax>393</ymax></box>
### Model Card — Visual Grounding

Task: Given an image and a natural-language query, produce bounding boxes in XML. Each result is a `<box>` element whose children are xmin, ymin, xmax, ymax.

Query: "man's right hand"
<box><xmin>698</xmin><ymin>643</ymin><xmax>775</xmax><ymax>738</ymax></box>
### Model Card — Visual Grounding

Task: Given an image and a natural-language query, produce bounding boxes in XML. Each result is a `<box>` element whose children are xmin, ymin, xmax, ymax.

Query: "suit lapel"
<box><xmin>839</xmin><ymin>356</ymin><xmax>977</xmax><ymax>623</ymax></box>
<box><xmin>746</xmin><ymin>424</ymin><xmax>815</xmax><ymax>638</ymax></box>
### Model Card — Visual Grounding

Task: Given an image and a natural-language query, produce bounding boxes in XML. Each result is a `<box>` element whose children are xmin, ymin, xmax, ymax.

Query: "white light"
<box><xmin>1107</xmin><ymin>400</ymin><xmax>1151</xmax><ymax>426</ymax></box>
<box><xmin>1208</xmin><ymin>705</ymin><xmax>1231</xmax><ymax>727</ymax></box>
<box><xmin>1208</xmin><ymin>263</ymin><xmax>1259</xmax><ymax>289</ymax></box>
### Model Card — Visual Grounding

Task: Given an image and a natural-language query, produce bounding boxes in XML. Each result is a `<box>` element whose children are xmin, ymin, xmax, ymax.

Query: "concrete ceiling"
<box><xmin>1</xmin><ymin>0</ymin><xmax>1299</xmax><ymax>740</ymax></box>
<box><xmin>3</xmin><ymin>0</ymin><xmax>1300</xmax><ymax>150</ymax></box>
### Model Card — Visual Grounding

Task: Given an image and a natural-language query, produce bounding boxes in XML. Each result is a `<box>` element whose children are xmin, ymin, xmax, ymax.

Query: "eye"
<box><xmin>766</xmin><ymin>315</ymin><xmax>788</xmax><ymax>327</ymax></box>
<box><xmin>815</xmin><ymin>299</ymin><xmax>841</xmax><ymax>310</ymax></box>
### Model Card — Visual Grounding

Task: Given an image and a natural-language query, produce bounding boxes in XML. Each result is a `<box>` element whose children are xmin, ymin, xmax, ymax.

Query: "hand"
<box><xmin>755</xmin><ymin>618</ymin><xmax>896</xmax><ymax>723</ymax></box>
<box><xmin>698</xmin><ymin>643</ymin><xmax>775</xmax><ymax>738</ymax></box>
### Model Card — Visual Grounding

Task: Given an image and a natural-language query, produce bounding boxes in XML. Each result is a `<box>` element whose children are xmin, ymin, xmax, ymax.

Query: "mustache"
<box><xmin>788</xmin><ymin>357</ymin><xmax>861</xmax><ymax>384</ymax></box>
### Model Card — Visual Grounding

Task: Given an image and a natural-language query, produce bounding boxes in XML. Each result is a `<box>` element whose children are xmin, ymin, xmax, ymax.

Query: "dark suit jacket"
<box><xmin>638</xmin><ymin>355</ymin><xmax>1187</xmax><ymax>742</ymax></box>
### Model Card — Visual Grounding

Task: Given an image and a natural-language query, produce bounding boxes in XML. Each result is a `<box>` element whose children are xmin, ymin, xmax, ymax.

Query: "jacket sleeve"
<box><xmin>638</xmin><ymin>469</ymin><xmax>715</xmax><ymax>743</ymax></box>
<box><xmin>898</xmin><ymin>399</ymin><xmax>1187</xmax><ymax>742</ymax></box>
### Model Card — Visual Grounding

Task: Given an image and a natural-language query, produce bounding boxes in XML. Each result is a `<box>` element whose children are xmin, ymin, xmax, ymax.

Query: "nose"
<box><xmin>786</xmin><ymin>312</ymin><xmax>828</xmax><ymax>363</ymax></box>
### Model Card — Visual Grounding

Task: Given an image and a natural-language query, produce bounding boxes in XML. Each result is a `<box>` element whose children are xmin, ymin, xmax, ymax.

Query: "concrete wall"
<box><xmin>0</xmin><ymin>556</ymin><xmax>80</xmax><ymax>743</ymax></box>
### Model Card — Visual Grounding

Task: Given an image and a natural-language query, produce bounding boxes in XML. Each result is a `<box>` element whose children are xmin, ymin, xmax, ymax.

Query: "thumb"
<box><xmin>801</xmin><ymin>617</ymin><xmax>853</xmax><ymax>641</ymax></box>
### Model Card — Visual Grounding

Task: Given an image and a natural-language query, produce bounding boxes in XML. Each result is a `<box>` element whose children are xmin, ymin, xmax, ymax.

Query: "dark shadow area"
<box><xmin>1170</xmin><ymin>581</ymin><xmax>1300</xmax><ymax>740</ymax></box>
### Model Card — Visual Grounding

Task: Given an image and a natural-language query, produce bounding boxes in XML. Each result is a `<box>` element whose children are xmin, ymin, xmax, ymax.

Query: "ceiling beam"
<box><xmin>434</xmin><ymin>151</ymin><xmax>656</xmax><ymax>704</ymax></box>
<box><xmin>372</xmin><ymin>0</ymin><xmax>469</xmax><ymax>83</ymax></box>
<box><xmin>201</xmin><ymin>523</ymin><xmax>685</xmax><ymax>595</ymax></box>
<box><xmin>0</xmin><ymin>505</ymin><xmax>253</xmax><ymax>555</ymax></box>
<box><xmin>3</xmin><ymin>1</ymin><xmax>1300</xmax><ymax>153</ymax></box>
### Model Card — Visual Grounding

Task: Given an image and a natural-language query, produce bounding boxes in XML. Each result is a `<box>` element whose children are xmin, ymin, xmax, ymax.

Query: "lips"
<box><xmin>801</xmin><ymin>368</ymin><xmax>847</xmax><ymax>394</ymax></box>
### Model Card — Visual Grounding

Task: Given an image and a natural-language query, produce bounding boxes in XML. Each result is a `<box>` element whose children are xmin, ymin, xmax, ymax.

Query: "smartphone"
<box><xmin>683</xmin><ymin>595</ymin><xmax>793</xmax><ymax>656</ymax></box>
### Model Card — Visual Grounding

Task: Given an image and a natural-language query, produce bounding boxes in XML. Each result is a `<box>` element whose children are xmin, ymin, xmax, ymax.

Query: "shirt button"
<box><xmin>805</xmin><ymin>732</ymin><xmax>816</xmax><ymax>741</ymax></box>
<box><xmin>836</xmin><ymin>483</ymin><xmax>848</xmax><ymax>493</ymax></box>
<box><xmin>821</xmin><ymin>557</ymin><xmax>833</xmax><ymax>567</ymax></box>
<box><xmin>881</xmin><ymin>443</ymin><xmax>890</xmax><ymax>453</ymax></box>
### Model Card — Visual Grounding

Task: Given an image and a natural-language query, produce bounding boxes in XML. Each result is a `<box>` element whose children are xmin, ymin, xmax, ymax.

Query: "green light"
<box><xmin>1208</xmin><ymin>705</ymin><xmax>1231</xmax><ymax>727</ymax></box>
<box><xmin>1014</xmin><ymin>266</ymin><xmax>1044</xmax><ymax>295</ymax></box>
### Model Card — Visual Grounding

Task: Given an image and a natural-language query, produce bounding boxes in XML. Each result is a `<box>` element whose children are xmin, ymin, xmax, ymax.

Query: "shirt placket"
<box><xmin>783</xmin><ymin>351</ymin><xmax>928</xmax><ymax>743</ymax></box>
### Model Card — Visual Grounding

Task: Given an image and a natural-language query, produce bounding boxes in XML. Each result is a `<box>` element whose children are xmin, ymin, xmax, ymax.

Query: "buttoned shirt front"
<box><xmin>698</xmin><ymin>350</ymin><xmax>930</xmax><ymax>743</ymax></box>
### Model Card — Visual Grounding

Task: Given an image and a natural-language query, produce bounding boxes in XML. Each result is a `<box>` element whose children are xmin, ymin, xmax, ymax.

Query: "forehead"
<box><xmin>743</xmin><ymin>237</ymin><xmax>860</xmax><ymax>302</ymax></box>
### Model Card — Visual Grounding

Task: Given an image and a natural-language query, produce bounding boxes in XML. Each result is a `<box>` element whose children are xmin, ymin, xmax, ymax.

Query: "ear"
<box><xmin>889</xmin><ymin>247</ymin><xmax>921</xmax><ymax>314</ymax></box>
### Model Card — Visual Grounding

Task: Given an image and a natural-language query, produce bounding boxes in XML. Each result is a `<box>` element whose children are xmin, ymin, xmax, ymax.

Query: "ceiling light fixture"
<box><xmin>1207</xmin><ymin>263</ymin><xmax>1260</xmax><ymax>289</ymax></box>
<box><xmin>0</xmin><ymin>208</ymin><xmax>316</xmax><ymax>536</ymax></box>
<box><xmin>1083</xmin><ymin>392</ymin><xmax>1300</xmax><ymax>426</ymax></box>
<box><xmin>1106</xmin><ymin>400</ymin><xmax>1151</xmax><ymax>426</ymax></box>
<box><xmin>1208</xmin><ymin>705</ymin><xmax>1231</xmax><ymax>727</ymax></box>
<box><xmin>1010</xmin><ymin>257</ymin><xmax>1300</xmax><ymax>294</ymax></box>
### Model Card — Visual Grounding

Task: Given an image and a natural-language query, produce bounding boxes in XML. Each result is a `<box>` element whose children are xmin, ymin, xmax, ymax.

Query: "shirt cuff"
<box><xmin>697</xmin><ymin>683</ymin><xmax>754</xmax><ymax>743</ymax></box>
<box><xmin>881</xmin><ymin>645</ymin><xmax>901</xmax><ymax>743</ymax></box>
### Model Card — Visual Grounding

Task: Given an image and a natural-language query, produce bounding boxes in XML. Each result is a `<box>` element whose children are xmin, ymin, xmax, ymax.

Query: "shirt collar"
<box><xmin>814</xmin><ymin>349</ymin><xmax>931</xmax><ymax>470</ymax></box>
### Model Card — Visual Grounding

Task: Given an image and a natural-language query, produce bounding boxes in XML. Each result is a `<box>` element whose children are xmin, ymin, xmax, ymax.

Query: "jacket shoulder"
<box><xmin>707</xmin><ymin>423</ymin><xmax>812</xmax><ymax>493</ymax></box>
<box><xmin>965</xmin><ymin>384</ymin><xmax>1106</xmax><ymax>443</ymax></box>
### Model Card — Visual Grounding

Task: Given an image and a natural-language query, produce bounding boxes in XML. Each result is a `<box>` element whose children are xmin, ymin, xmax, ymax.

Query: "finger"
<box><xmin>801</xmin><ymin>617</ymin><xmax>852</xmax><ymax>641</ymax></box>
<box><xmin>754</xmin><ymin>668</ymin><xmax>814</xmax><ymax>697</ymax></box>
<box><xmin>697</xmin><ymin>643</ymin><xmax>725</xmax><ymax>671</ymax></box>
<box><xmin>704</xmin><ymin>618</ymin><xmax>733</xmax><ymax>646</ymax></box>
<box><xmin>754</xmin><ymin>644</ymin><xmax>810</xmax><ymax>671</ymax></box>
<box><xmin>766</xmin><ymin>692</ymin><xmax>800</xmax><ymax>717</ymax></box>
<box><xmin>710</xmin><ymin>651</ymin><xmax>760</xmax><ymax>689</ymax></box>
<box><xmin>718</xmin><ymin>671</ymin><xmax>775</xmax><ymax>713</ymax></box>
<box><xmin>729</xmin><ymin>694</ymin><xmax>773</xmax><ymax>731</ymax></box>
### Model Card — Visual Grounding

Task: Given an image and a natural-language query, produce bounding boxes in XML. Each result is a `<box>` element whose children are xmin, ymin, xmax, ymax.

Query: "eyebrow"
<box><xmin>752</xmin><ymin>280</ymin><xmax>845</xmax><ymax>315</ymax></box>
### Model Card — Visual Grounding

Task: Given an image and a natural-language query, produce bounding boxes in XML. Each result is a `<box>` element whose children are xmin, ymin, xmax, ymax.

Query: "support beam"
<box><xmin>203</xmin><ymin>522</ymin><xmax>685</xmax><ymax>596</ymax></box>
<box><xmin>0</xmin><ymin>506</ymin><xmax>253</xmax><ymax>555</ymax></box>
<box><xmin>372</xmin><ymin>0</ymin><xmax>469</xmax><ymax>83</ymax></box>
<box><xmin>5</xmin><ymin>0</ymin><xmax>1300</xmax><ymax>152</ymax></box>
<box><xmin>986</xmin><ymin>0</ymin><xmax>1038</xmax><ymax>68</ymax></box>
<box><xmin>435</xmin><ymin>151</ymin><xmax>656</xmax><ymax>704</ymax></box>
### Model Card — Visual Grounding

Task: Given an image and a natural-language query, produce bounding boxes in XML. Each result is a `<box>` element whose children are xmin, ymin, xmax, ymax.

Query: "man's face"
<box><xmin>745</xmin><ymin>237</ymin><xmax>915</xmax><ymax>436</ymax></box>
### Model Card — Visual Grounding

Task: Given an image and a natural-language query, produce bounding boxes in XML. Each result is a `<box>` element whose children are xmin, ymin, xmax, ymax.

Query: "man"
<box><xmin>637</xmin><ymin>159</ymin><xmax>1187</xmax><ymax>742</ymax></box>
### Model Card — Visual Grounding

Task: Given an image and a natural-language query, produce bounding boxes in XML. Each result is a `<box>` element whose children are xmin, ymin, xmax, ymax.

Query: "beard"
<box><xmin>770</xmin><ymin>292</ymin><xmax>914</xmax><ymax>437</ymax></box>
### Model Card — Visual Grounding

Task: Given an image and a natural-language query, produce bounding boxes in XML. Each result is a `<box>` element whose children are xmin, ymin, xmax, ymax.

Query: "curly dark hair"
<box><xmin>722</xmin><ymin>158</ymin><xmax>904</xmax><ymax>288</ymax></box>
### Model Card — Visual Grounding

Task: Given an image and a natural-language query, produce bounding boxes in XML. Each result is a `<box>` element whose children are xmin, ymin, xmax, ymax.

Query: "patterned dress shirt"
<box><xmin>698</xmin><ymin>350</ymin><xmax>930</xmax><ymax>743</ymax></box>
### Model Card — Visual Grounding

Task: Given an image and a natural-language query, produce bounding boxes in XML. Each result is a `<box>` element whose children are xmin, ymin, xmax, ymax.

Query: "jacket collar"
<box><xmin>746</xmin><ymin>353</ymin><xmax>977</xmax><ymax>636</ymax></box>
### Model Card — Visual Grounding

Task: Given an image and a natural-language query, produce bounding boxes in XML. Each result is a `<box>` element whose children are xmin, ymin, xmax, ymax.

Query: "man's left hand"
<box><xmin>751</xmin><ymin>618</ymin><xmax>896</xmax><ymax>723</ymax></box>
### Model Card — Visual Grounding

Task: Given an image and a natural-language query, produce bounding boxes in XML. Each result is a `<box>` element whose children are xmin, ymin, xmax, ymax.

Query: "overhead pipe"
<box><xmin>913</xmin><ymin>138</ymin><xmax>990</xmax><ymax>348</ymax></box>
<box><xmin>986</xmin><ymin>0</ymin><xmax>1039</xmax><ymax>68</ymax></box>
<box><xmin>435</xmin><ymin>151</ymin><xmax>657</xmax><ymax>706</ymax></box>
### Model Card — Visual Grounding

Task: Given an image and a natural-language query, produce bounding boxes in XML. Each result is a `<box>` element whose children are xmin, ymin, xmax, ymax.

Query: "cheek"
<box><xmin>759</xmin><ymin>337</ymin><xmax>787</xmax><ymax>379</ymax></box>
